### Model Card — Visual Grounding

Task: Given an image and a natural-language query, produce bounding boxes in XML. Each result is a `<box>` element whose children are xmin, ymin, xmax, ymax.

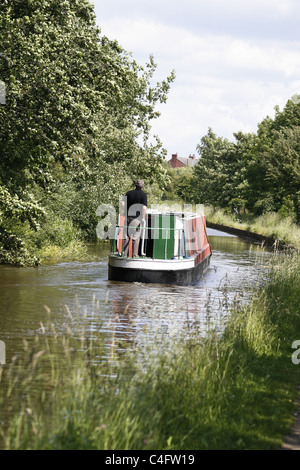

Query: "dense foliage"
<box><xmin>0</xmin><ymin>0</ymin><xmax>175</xmax><ymax>264</ymax></box>
<box><xmin>192</xmin><ymin>97</ymin><xmax>300</xmax><ymax>222</ymax></box>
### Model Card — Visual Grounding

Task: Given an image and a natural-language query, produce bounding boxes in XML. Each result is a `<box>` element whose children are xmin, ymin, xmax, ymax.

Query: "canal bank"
<box><xmin>205</xmin><ymin>207</ymin><xmax>300</xmax><ymax>250</ymax></box>
<box><xmin>207</xmin><ymin>222</ymin><xmax>285</xmax><ymax>249</ymax></box>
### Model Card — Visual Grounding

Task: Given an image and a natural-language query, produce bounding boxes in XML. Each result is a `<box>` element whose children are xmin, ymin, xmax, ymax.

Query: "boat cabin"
<box><xmin>108</xmin><ymin>209</ymin><xmax>212</xmax><ymax>285</ymax></box>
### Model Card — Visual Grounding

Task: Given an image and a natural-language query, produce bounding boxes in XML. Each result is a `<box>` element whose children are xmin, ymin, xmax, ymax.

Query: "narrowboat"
<box><xmin>108</xmin><ymin>209</ymin><xmax>212</xmax><ymax>286</ymax></box>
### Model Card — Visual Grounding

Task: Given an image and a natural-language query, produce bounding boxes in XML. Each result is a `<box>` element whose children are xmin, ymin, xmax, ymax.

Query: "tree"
<box><xmin>0</xmin><ymin>0</ymin><xmax>174</xmax><ymax>185</ymax></box>
<box><xmin>0</xmin><ymin>0</ymin><xmax>175</xmax><ymax>263</ymax></box>
<box><xmin>246</xmin><ymin>98</ymin><xmax>300</xmax><ymax>217</ymax></box>
<box><xmin>193</xmin><ymin>128</ymin><xmax>249</xmax><ymax>209</ymax></box>
<box><xmin>251</xmin><ymin>127</ymin><xmax>300</xmax><ymax>217</ymax></box>
<box><xmin>192</xmin><ymin>97</ymin><xmax>300</xmax><ymax>220</ymax></box>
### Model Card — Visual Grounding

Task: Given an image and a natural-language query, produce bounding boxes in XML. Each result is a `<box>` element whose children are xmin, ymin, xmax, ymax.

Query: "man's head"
<box><xmin>135</xmin><ymin>179</ymin><xmax>144</xmax><ymax>189</ymax></box>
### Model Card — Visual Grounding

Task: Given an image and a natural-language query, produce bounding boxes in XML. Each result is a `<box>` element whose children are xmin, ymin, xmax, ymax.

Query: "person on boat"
<box><xmin>121</xmin><ymin>179</ymin><xmax>147</xmax><ymax>258</ymax></box>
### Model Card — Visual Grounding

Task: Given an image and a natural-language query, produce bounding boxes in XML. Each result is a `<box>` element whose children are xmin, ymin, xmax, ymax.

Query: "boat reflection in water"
<box><xmin>108</xmin><ymin>209</ymin><xmax>212</xmax><ymax>286</ymax></box>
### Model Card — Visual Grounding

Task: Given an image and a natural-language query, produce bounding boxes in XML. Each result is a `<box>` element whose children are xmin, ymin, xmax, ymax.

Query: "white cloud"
<box><xmin>94</xmin><ymin>2</ymin><xmax>300</xmax><ymax>157</ymax></box>
<box><xmin>94</xmin><ymin>0</ymin><xmax>300</xmax><ymax>40</ymax></box>
<box><xmin>199</xmin><ymin>0</ymin><xmax>296</xmax><ymax>19</ymax></box>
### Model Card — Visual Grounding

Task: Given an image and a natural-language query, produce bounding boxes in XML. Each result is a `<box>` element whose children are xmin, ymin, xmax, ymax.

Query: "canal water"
<box><xmin>0</xmin><ymin>228</ymin><xmax>275</xmax><ymax>364</ymax></box>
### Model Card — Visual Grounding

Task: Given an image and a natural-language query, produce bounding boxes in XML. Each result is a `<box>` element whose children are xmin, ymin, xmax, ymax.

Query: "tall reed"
<box><xmin>1</xmin><ymin>250</ymin><xmax>300</xmax><ymax>449</ymax></box>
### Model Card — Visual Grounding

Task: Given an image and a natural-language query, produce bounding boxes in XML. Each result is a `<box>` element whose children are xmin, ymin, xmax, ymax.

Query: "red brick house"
<box><xmin>168</xmin><ymin>153</ymin><xmax>198</xmax><ymax>168</ymax></box>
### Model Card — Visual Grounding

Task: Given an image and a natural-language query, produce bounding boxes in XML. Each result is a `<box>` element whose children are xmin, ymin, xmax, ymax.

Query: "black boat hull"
<box><xmin>108</xmin><ymin>254</ymin><xmax>211</xmax><ymax>286</ymax></box>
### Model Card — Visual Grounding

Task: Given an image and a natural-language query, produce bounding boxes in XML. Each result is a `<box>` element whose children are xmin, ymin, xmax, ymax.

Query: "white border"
<box><xmin>109</xmin><ymin>255</ymin><xmax>195</xmax><ymax>272</ymax></box>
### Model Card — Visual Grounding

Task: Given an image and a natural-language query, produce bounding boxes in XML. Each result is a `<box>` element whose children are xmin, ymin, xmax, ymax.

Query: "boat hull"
<box><xmin>108</xmin><ymin>253</ymin><xmax>211</xmax><ymax>286</ymax></box>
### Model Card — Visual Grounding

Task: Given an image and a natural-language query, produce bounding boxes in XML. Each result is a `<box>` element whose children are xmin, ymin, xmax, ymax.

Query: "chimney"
<box><xmin>189</xmin><ymin>154</ymin><xmax>196</xmax><ymax>160</ymax></box>
<box><xmin>171</xmin><ymin>153</ymin><xmax>178</xmax><ymax>168</ymax></box>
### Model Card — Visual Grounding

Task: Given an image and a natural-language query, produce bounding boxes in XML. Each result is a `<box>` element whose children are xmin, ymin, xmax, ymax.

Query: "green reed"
<box><xmin>1</xmin><ymin>249</ymin><xmax>300</xmax><ymax>449</ymax></box>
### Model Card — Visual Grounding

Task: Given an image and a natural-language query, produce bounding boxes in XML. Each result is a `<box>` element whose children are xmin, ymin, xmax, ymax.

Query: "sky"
<box><xmin>92</xmin><ymin>0</ymin><xmax>300</xmax><ymax>159</ymax></box>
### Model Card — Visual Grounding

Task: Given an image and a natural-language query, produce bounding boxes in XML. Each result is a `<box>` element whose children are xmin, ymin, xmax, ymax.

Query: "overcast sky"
<box><xmin>93</xmin><ymin>0</ymin><xmax>300</xmax><ymax>159</ymax></box>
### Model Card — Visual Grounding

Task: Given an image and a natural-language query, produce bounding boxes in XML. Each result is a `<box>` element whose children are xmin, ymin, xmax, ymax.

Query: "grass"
<box><xmin>205</xmin><ymin>206</ymin><xmax>300</xmax><ymax>249</ymax></box>
<box><xmin>38</xmin><ymin>240</ymin><xmax>88</xmax><ymax>263</ymax></box>
<box><xmin>1</xmin><ymin>250</ymin><xmax>300</xmax><ymax>449</ymax></box>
